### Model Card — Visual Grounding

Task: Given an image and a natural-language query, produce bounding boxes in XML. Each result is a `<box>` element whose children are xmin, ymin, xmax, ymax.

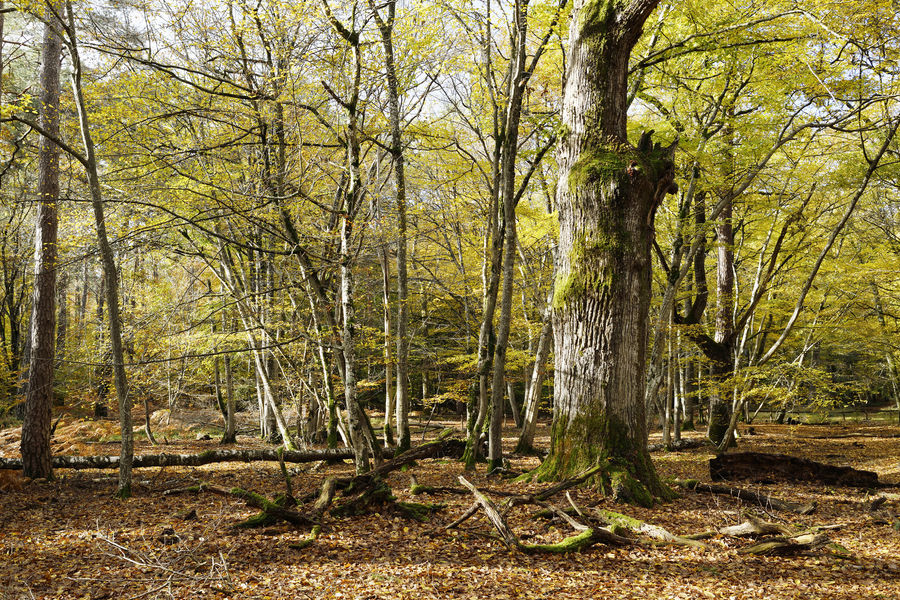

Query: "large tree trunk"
<box><xmin>539</xmin><ymin>0</ymin><xmax>675</xmax><ymax>504</ymax></box>
<box><xmin>20</xmin><ymin>11</ymin><xmax>62</xmax><ymax>480</ymax></box>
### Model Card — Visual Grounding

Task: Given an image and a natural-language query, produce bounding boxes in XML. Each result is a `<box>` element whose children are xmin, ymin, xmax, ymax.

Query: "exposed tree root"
<box><xmin>165</xmin><ymin>483</ymin><xmax>317</xmax><ymax>527</ymax></box>
<box><xmin>289</xmin><ymin>525</ymin><xmax>321</xmax><ymax>550</ymax></box>
<box><xmin>457</xmin><ymin>475</ymin><xmax>638</xmax><ymax>553</ymax></box>
<box><xmin>160</xmin><ymin>437</ymin><xmax>467</xmax><ymax>532</ymax></box>
<box><xmin>674</xmin><ymin>479</ymin><xmax>817</xmax><ymax>515</ymax></box>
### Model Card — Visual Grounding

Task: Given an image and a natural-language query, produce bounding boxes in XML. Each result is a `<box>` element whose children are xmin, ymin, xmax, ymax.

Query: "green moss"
<box><xmin>535</xmin><ymin>411</ymin><xmax>673</xmax><ymax>506</ymax></box>
<box><xmin>409</xmin><ymin>483</ymin><xmax>433</xmax><ymax>496</ymax></box>
<box><xmin>608</xmin><ymin>464</ymin><xmax>654</xmax><ymax>508</ymax></box>
<box><xmin>397</xmin><ymin>501</ymin><xmax>445</xmax><ymax>522</ymax></box>
<box><xmin>289</xmin><ymin>525</ymin><xmax>321</xmax><ymax>551</ymax></box>
<box><xmin>594</xmin><ymin>508</ymin><xmax>644</xmax><ymax>531</ymax></box>
<box><xmin>577</xmin><ymin>0</ymin><xmax>615</xmax><ymax>45</ymax></box>
<box><xmin>234</xmin><ymin>512</ymin><xmax>276</xmax><ymax>529</ymax></box>
<box><xmin>567</xmin><ymin>145</ymin><xmax>632</xmax><ymax>196</ymax></box>
<box><xmin>521</xmin><ymin>528</ymin><xmax>596</xmax><ymax>554</ymax></box>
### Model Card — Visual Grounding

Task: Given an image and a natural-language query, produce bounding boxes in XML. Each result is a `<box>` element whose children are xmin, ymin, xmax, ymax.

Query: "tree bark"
<box><xmin>20</xmin><ymin>9</ymin><xmax>62</xmax><ymax>480</ymax></box>
<box><xmin>366</xmin><ymin>0</ymin><xmax>409</xmax><ymax>453</ymax></box>
<box><xmin>68</xmin><ymin>18</ymin><xmax>133</xmax><ymax>495</ymax></box>
<box><xmin>516</xmin><ymin>308</ymin><xmax>552</xmax><ymax>453</ymax></box>
<box><xmin>540</xmin><ymin>0</ymin><xmax>675</xmax><ymax>503</ymax></box>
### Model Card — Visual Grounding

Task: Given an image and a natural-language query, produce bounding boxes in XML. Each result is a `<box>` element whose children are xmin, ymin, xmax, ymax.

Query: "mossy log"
<box><xmin>409</xmin><ymin>474</ymin><xmax>467</xmax><ymax>496</ymax></box>
<box><xmin>396</xmin><ymin>501</ymin><xmax>445</xmax><ymax>522</ymax></box>
<box><xmin>674</xmin><ymin>479</ymin><xmax>817</xmax><ymax>515</ymax></box>
<box><xmin>169</xmin><ymin>483</ymin><xmax>318</xmax><ymax>527</ymax></box>
<box><xmin>592</xmin><ymin>508</ymin><xmax>707</xmax><ymax>549</ymax></box>
<box><xmin>458</xmin><ymin>475</ymin><xmax>631</xmax><ymax>553</ymax></box>
<box><xmin>234</xmin><ymin>492</ymin><xmax>295</xmax><ymax>529</ymax></box>
<box><xmin>710</xmin><ymin>452</ymin><xmax>880</xmax><ymax>487</ymax></box>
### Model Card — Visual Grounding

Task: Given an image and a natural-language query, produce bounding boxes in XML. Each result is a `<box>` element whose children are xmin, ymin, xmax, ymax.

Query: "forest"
<box><xmin>1</xmin><ymin>0</ymin><xmax>900</xmax><ymax>598</ymax></box>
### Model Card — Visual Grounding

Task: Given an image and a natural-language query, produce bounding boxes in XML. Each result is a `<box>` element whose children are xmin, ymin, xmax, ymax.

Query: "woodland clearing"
<box><xmin>2</xmin><ymin>416</ymin><xmax>900</xmax><ymax>599</ymax></box>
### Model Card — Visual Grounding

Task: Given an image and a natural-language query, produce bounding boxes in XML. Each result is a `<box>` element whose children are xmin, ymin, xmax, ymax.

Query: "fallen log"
<box><xmin>591</xmin><ymin>508</ymin><xmax>708</xmax><ymax>549</ymax></box>
<box><xmin>718</xmin><ymin>513</ymin><xmax>794</xmax><ymax>537</ymax></box>
<box><xmin>709</xmin><ymin>452</ymin><xmax>880</xmax><ymax>487</ymax></box>
<box><xmin>674</xmin><ymin>479</ymin><xmax>817</xmax><ymax>515</ymax></box>
<box><xmin>0</xmin><ymin>437</ymin><xmax>467</xmax><ymax>472</ymax></box>
<box><xmin>0</xmin><ymin>448</ymin><xmax>373</xmax><ymax>471</ymax></box>
<box><xmin>458</xmin><ymin>475</ymin><xmax>631</xmax><ymax>553</ymax></box>
<box><xmin>647</xmin><ymin>439</ymin><xmax>711</xmax><ymax>452</ymax></box>
<box><xmin>738</xmin><ymin>533</ymin><xmax>831</xmax><ymax>556</ymax></box>
<box><xmin>717</xmin><ymin>513</ymin><xmax>851</xmax><ymax>557</ymax></box>
<box><xmin>165</xmin><ymin>482</ymin><xmax>318</xmax><ymax>527</ymax></box>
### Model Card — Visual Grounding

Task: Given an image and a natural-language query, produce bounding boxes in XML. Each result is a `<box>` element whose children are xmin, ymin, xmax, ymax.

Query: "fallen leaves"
<box><xmin>2</xmin><ymin>421</ymin><xmax>900</xmax><ymax>598</ymax></box>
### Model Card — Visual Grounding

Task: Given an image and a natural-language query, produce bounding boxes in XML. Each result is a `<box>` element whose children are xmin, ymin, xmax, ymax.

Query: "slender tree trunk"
<box><xmin>20</xmin><ymin>10</ymin><xmax>62</xmax><ymax>480</ymax></box>
<box><xmin>70</xmin><ymin>30</ymin><xmax>134</xmax><ymax>495</ymax></box>
<box><xmin>379</xmin><ymin>245</ymin><xmax>394</xmax><ymax>446</ymax></box>
<box><xmin>540</xmin><ymin>0</ymin><xmax>675</xmax><ymax>504</ymax></box>
<box><xmin>506</xmin><ymin>381</ymin><xmax>521</xmax><ymax>428</ymax></box>
<box><xmin>321</xmin><ymin>3</ymin><xmax>372</xmax><ymax>472</ymax></box>
<box><xmin>55</xmin><ymin>271</ymin><xmax>67</xmax><ymax>369</ymax></box>
<box><xmin>516</xmin><ymin>301</ymin><xmax>552</xmax><ymax>453</ymax></box>
<box><xmin>221</xmin><ymin>311</ymin><xmax>236</xmax><ymax>444</ymax></box>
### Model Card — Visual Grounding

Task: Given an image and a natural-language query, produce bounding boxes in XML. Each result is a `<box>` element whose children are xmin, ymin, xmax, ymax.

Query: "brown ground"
<box><xmin>2</xmin><ymin>416</ymin><xmax>900</xmax><ymax>599</ymax></box>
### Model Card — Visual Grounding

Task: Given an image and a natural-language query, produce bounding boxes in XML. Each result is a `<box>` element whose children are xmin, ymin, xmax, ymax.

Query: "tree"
<box><xmin>538</xmin><ymin>0</ymin><xmax>676</xmax><ymax>504</ymax></box>
<box><xmin>20</xmin><ymin>1</ymin><xmax>62</xmax><ymax>480</ymax></box>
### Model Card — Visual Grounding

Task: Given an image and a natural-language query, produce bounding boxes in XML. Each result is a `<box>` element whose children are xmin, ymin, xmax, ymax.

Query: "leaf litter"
<box><xmin>2</xmin><ymin>419</ymin><xmax>900</xmax><ymax>599</ymax></box>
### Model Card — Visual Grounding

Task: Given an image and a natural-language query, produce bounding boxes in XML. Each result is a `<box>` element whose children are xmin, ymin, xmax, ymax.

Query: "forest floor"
<box><xmin>2</xmin><ymin>412</ymin><xmax>900</xmax><ymax>599</ymax></box>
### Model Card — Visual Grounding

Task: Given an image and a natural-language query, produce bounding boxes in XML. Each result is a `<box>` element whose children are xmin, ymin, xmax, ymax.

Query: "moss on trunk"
<box><xmin>536</xmin><ymin>412</ymin><xmax>671</xmax><ymax>506</ymax></box>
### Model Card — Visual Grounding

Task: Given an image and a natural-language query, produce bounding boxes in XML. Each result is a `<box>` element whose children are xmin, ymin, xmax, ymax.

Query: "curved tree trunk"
<box><xmin>539</xmin><ymin>0</ymin><xmax>675</xmax><ymax>504</ymax></box>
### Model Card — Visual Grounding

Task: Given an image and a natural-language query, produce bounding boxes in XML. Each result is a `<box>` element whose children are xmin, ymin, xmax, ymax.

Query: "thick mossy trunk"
<box><xmin>536</xmin><ymin>411</ymin><xmax>671</xmax><ymax>507</ymax></box>
<box><xmin>540</xmin><ymin>0</ymin><xmax>674</xmax><ymax>504</ymax></box>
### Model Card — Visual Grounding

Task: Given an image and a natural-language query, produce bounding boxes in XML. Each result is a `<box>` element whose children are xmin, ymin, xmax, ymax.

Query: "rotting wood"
<box><xmin>718</xmin><ymin>513</ymin><xmax>794</xmax><ymax>537</ymax></box>
<box><xmin>738</xmin><ymin>533</ymin><xmax>832</xmax><ymax>556</ymax></box>
<box><xmin>674</xmin><ymin>479</ymin><xmax>817</xmax><ymax>515</ymax></box>
<box><xmin>458</xmin><ymin>476</ymin><xmax>520</xmax><ymax>548</ymax></box>
<box><xmin>591</xmin><ymin>508</ymin><xmax>708</xmax><ymax>549</ymax></box>
<box><xmin>709</xmin><ymin>452</ymin><xmax>880</xmax><ymax>487</ymax></box>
